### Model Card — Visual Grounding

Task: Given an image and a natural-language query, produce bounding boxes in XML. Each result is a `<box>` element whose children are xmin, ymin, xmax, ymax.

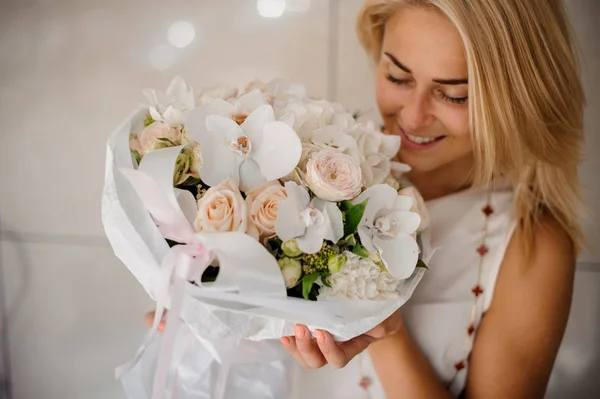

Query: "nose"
<box><xmin>400</xmin><ymin>91</ymin><xmax>435</xmax><ymax>132</ymax></box>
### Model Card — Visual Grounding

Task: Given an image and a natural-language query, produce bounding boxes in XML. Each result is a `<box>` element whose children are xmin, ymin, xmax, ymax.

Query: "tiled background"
<box><xmin>0</xmin><ymin>1</ymin><xmax>598</xmax><ymax>398</ymax></box>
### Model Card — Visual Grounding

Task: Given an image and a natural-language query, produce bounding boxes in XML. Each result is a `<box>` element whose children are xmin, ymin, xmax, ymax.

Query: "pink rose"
<box><xmin>245</xmin><ymin>181</ymin><xmax>287</xmax><ymax>238</ymax></box>
<box><xmin>194</xmin><ymin>178</ymin><xmax>253</xmax><ymax>235</ymax></box>
<box><xmin>305</xmin><ymin>147</ymin><xmax>363</xmax><ymax>201</ymax></box>
<box><xmin>138</xmin><ymin>121</ymin><xmax>183</xmax><ymax>155</ymax></box>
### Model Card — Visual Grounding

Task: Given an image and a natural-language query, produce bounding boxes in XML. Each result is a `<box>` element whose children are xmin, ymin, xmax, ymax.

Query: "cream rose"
<box><xmin>138</xmin><ymin>121</ymin><xmax>183</xmax><ymax>155</ymax></box>
<box><xmin>305</xmin><ymin>147</ymin><xmax>363</xmax><ymax>201</ymax></box>
<box><xmin>245</xmin><ymin>181</ymin><xmax>287</xmax><ymax>238</ymax></box>
<box><xmin>398</xmin><ymin>186</ymin><xmax>430</xmax><ymax>232</ymax></box>
<box><xmin>194</xmin><ymin>178</ymin><xmax>250</xmax><ymax>234</ymax></box>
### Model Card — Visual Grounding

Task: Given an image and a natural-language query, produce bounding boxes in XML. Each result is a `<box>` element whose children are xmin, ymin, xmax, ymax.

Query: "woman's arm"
<box><xmin>367</xmin><ymin>214</ymin><xmax>575</xmax><ymax>398</ymax></box>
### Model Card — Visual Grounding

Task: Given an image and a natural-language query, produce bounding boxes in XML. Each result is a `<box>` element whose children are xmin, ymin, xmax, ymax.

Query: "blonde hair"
<box><xmin>357</xmin><ymin>0</ymin><xmax>586</xmax><ymax>257</ymax></box>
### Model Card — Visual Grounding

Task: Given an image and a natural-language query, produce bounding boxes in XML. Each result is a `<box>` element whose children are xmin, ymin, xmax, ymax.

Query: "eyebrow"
<box><xmin>383</xmin><ymin>52</ymin><xmax>468</xmax><ymax>85</ymax></box>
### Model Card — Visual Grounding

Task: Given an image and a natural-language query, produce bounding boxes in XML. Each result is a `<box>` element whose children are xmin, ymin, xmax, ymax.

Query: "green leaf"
<box><xmin>416</xmin><ymin>259</ymin><xmax>429</xmax><ymax>270</ymax></box>
<box><xmin>302</xmin><ymin>273</ymin><xmax>320</xmax><ymax>300</ymax></box>
<box><xmin>157</xmin><ymin>137</ymin><xmax>178</xmax><ymax>146</ymax></box>
<box><xmin>131</xmin><ymin>149</ymin><xmax>142</xmax><ymax>165</ymax></box>
<box><xmin>176</xmin><ymin>176</ymin><xmax>203</xmax><ymax>187</ymax></box>
<box><xmin>339</xmin><ymin>200</ymin><xmax>353</xmax><ymax>211</ymax></box>
<box><xmin>320</xmin><ymin>271</ymin><xmax>332</xmax><ymax>288</ymax></box>
<box><xmin>344</xmin><ymin>199</ymin><xmax>368</xmax><ymax>237</ymax></box>
<box><xmin>352</xmin><ymin>244</ymin><xmax>369</xmax><ymax>258</ymax></box>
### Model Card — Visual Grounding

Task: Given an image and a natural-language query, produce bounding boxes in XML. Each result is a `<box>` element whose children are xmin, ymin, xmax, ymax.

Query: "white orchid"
<box><xmin>143</xmin><ymin>76</ymin><xmax>195</xmax><ymax>126</ymax></box>
<box><xmin>353</xmin><ymin>184</ymin><xmax>421</xmax><ymax>279</ymax></box>
<box><xmin>275</xmin><ymin>181</ymin><xmax>344</xmax><ymax>254</ymax></box>
<box><xmin>185</xmin><ymin>104</ymin><xmax>302</xmax><ymax>192</ymax></box>
<box><xmin>197</xmin><ymin>84</ymin><xmax>239</xmax><ymax>105</ymax></box>
<box><xmin>192</xmin><ymin>89</ymin><xmax>268</xmax><ymax>126</ymax></box>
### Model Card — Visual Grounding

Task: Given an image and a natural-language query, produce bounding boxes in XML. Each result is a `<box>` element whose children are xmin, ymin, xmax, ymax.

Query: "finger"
<box><xmin>316</xmin><ymin>331</ymin><xmax>375</xmax><ymax>369</ymax></box>
<box><xmin>143</xmin><ymin>310</ymin><xmax>166</xmax><ymax>332</ymax></box>
<box><xmin>280</xmin><ymin>336</ymin><xmax>309</xmax><ymax>369</ymax></box>
<box><xmin>295</xmin><ymin>325</ymin><xmax>326</xmax><ymax>368</ymax></box>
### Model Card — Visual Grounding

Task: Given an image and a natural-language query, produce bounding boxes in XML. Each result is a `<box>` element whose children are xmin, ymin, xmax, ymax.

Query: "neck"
<box><xmin>404</xmin><ymin>154</ymin><xmax>475</xmax><ymax>201</ymax></box>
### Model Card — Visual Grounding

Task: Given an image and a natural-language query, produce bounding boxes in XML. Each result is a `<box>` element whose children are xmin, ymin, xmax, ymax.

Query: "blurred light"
<box><xmin>149</xmin><ymin>45</ymin><xmax>178</xmax><ymax>71</ymax></box>
<box><xmin>257</xmin><ymin>0</ymin><xmax>286</xmax><ymax>18</ymax></box>
<box><xmin>286</xmin><ymin>0</ymin><xmax>310</xmax><ymax>13</ymax></box>
<box><xmin>167</xmin><ymin>21</ymin><xmax>196</xmax><ymax>48</ymax></box>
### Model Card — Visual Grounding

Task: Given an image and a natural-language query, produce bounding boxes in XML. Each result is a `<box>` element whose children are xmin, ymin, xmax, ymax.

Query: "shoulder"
<box><xmin>467</xmin><ymin>214</ymin><xmax>576</xmax><ymax>397</ymax></box>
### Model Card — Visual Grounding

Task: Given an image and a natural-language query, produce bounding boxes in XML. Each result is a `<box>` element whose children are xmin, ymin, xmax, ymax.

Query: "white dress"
<box><xmin>290</xmin><ymin>184</ymin><xmax>517</xmax><ymax>398</ymax></box>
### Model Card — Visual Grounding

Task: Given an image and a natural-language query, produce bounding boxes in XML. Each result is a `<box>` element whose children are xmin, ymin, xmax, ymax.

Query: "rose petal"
<box><xmin>373</xmin><ymin>233</ymin><xmax>419</xmax><ymax>279</ymax></box>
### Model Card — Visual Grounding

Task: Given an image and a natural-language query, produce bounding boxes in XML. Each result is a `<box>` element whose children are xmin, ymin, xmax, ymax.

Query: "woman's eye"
<box><xmin>438</xmin><ymin>90</ymin><xmax>468</xmax><ymax>105</ymax></box>
<box><xmin>386</xmin><ymin>74</ymin><xmax>411</xmax><ymax>86</ymax></box>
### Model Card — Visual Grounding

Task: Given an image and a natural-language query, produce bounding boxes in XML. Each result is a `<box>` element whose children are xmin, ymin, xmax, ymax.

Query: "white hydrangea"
<box><xmin>317</xmin><ymin>252</ymin><xmax>401</xmax><ymax>301</ymax></box>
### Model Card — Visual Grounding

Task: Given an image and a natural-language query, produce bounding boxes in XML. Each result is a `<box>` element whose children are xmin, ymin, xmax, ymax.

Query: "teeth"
<box><xmin>405</xmin><ymin>132</ymin><xmax>437</xmax><ymax>144</ymax></box>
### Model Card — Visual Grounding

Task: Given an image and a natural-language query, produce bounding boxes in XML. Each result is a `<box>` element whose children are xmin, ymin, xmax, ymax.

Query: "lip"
<box><xmin>397</xmin><ymin>126</ymin><xmax>445</xmax><ymax>151</ymax></box>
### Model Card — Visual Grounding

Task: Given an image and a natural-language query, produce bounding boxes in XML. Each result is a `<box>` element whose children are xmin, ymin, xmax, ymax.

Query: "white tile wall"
<box><xmin>1</xmin><ymin>240</ymin><xmax>152</xmax><ymax>399</ymax></box>
<box><xmin>0</xmin><ymin>0</ymin><xmax>598</xmax><ymax>398</ymax></box>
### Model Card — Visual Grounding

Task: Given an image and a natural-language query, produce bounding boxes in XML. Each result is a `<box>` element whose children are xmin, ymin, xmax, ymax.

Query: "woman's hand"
<box><xmin>280</xmin><ymin>308</ymin><xmax>404</xmax><ymax>369</ymax></box>
<box><xmin>143</xmin><ymin>310</ymin><xmax>167</xmax><ymax>332</ymax></box>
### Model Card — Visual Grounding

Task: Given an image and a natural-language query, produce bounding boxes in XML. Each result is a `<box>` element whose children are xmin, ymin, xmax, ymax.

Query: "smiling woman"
<box><xmin>284</xmin><ymin>1</ymin><xmax>587</xmax><ymax>398</ymax></box>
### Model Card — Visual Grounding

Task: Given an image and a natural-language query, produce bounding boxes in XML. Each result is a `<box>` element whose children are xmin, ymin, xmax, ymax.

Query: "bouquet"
<box><xmin>103</xmin><ymin>77</ymin><xmax>433</xmax><ymax>398</ymax></box>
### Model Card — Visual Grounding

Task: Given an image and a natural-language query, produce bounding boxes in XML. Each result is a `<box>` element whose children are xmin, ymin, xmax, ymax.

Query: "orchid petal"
<box><xmin>389</xmin><ymin>210</ymin><xmax>421</xmax><ymax>235</ymax></box>
<box><xmin>394</xmin><ymin>195</ymin><xmax>414</xmax><ymax>212</ymax></box>
<box><xmin>297</xmin><ymin>226</ymin><xmax>325</xmax><ymax>254</ymax></box>
<box><xmin>312</xmin><ymin>198</ymin><xmax>344</xmax><ymax>243</ymax></box>
<box><xmin>253</xmin><ymin>121</ymin><xmax>302</xmax><ymax>181</ymax></box>
<box><xmin>274</xmin><ymin>197</ymin><xmax>307</xmax><ymax>242</ymax></box>
<box><xmin>241</xmin><ymin>104</ymin><xmax>274</xmax><ymax>146</ymax></box>
<box><xmin>353</xmin><ymin>184</ymin><xmax>399</xmax><ymax>223</ymax></box>
<box><xmin>239</xmin><ymin>158</ymin><xmax>267</xmax><ymax>192</ymax></box>
<box><xmin>373</xmin><ymin>233</ymin><xmax>419</xmax><ymax>279</ymax></box>
<box><xmin>357</xmin><ymin>225</ymin><xmax>377</xmax><ymax>254</ymax></box>
<box><xmin>380</xmin><ymin>134</ymin><xmax>401</xmax><ymax>158</ymax></box>
<box><xmin>237</xmin><ymin>89</ymin><xmax>266</xmax><ymax>113</ymax></box>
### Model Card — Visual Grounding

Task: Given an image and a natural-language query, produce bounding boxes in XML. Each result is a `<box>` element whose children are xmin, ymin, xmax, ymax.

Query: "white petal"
<box><xmin>241</xmin><ymin>104</ymin><xmax>274</xmax><ymax>146</ymax></box>
<box><xmin>274</xmin><ymin>196</ymin><xmax>306</xmax><ymax>242</ymax></box>
<box><xmin>312</xmin><ymin>198</ymin><xmax>344</xmax><ymax>243</ymax></box>
<box><xmin>163</xmin><ymin>106</ymin><xmax>185</xmax><ymax>125</ymax></box>
<box><xmin>284</xmin><ymin>181</ymin><xmax>311</xmax><ymax>208</ymax></box>
<box><xmin>297</xmin><ymin>226</ymin><xmax>325</xmax><ymax>254</ymax></box>
<box><xmin>206</xmin><ymin>114</ymin><xmax>243</xmax><ymax>142</ymax></box>
<box><xmin>149</xmin><ymin>106</ymin><xmax>163</xmax><ymax>122</ymax></box>
<box><xmin>253</xmin><ymin>121</ymin><xmax>302</xmax><ymax>181</ymax></box>
<box><xmin>353</xmin><ymin>184</ymin><xmax>399</xmax><ymax>224</ymax></box>
<box><xmin>237</xmin><ymin>89</ymin><xmax>266</xmax><ymax>113</ymax></box>
<box><xmin>357</xmin><ymin>225</ymin><xmax>376</xmax><ymax>253</ymax></box>
<box><xmin>394</xmin><ymin>195</ymin><xmax>414</xmax><ymax>212</ymax></box>
<box><xmin>239</xmin><ymin>158</ymin><xmax>267</xmax><ymax>192</ymax></box>
<box><xmin>380</xmin><ymin>134</ymin><xmax>401</xmax><ymax>158</ymax></box>
<box><xmin>389</xmin><ymin>210</ymin><xmax>421</xmax><ymax>235</ymax></box>
<box><xmin>198</xmin><ymin>138</ymin><xmax>241</xmax><ymax>187</ymax></box>
<box><xmin>373</xmin><ymin>234</ymin><xmax>419</xmax><ymax>280</ymax></box>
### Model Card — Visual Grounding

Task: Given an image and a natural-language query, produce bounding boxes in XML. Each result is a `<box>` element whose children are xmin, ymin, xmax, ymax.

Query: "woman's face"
<box><xmin>376</xmin><ymin>6</ymin><xmax>472</xmax><ymax>174</ymax></box>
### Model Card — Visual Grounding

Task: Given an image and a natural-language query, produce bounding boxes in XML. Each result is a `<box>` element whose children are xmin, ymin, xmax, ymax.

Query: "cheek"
<box><xmin>376</xmin><ymin>77</ymin><xmax>402</xmax><ymax>119</ymax></box>
<box><xmin>438</xmin><ymin>108</ymin><xmax>470</xmax><ymax>141</ymax></box>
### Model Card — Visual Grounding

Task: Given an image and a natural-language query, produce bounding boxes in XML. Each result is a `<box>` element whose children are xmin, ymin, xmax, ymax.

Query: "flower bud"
<box><xmin>278</xmin><ymin>257</ymin><xmax>302</xmax><ymax>288</ymax></box>
<box><xmin>281</xmin><ymin>239</ymin><xmax>303</xmax><ymax>258</ymax></box>
<box><xmin>327</xmin><ymin>254</ymin><xmax>347</xmax><ymax>274</ymax></box>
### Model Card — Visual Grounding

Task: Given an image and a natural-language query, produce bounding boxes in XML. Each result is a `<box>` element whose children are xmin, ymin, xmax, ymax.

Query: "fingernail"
<box><xmin>280</xmin><ymin>337</ymin><xmax>290</xmax><ymax>345</ymax></box>
<box><xmin>315</xmin><ymin>330</ymin><xmax>324</xmax><ymax>344</ymax></box>
<box><xmin>295</xmin><ymin>325</ymin><xmax>305</xmax><ymax>339</ymax></box>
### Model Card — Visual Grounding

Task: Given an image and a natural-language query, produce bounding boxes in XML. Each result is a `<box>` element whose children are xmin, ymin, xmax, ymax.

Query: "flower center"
<box><xmin>374</xmin><ymin>214</ymin><xmax>398</xmax><ymax>237</ymax></box>
<box><xmin>299</xmin><ymin>206</ymin><xmax>324</xmax><ymax>227</ymax></box>
<box><xmin>230</xmin><ymin>135</ymin><xmax>252</xmax><ymax>156</ymax></box>
<box><xmin>232</xmin><ymin>114</ymin><xmax>248</xmax><ymax>125</ymax></box>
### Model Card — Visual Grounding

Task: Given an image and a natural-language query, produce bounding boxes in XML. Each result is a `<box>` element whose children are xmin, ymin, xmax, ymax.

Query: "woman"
<box><xmin>281</xmin><ymin>0</ymin><xmax>586</xmax><ymax>398</ymax></box>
